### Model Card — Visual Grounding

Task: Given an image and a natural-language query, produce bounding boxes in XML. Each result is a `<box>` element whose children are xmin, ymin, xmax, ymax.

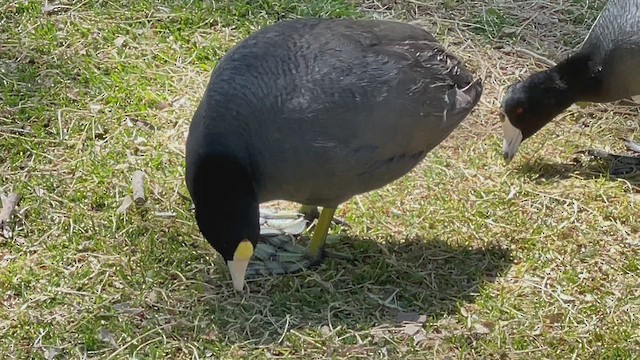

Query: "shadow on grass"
<box><xmin>514</xmin><ymin>155</ymin><xmax>640</xmax><ymax>185</ymax></box>
<box><xmin>517</xmin><ymin>156</ymin><xmax>640</xmax><ymax>181</ymax></box>
<box><xmin>182</xmin><ymin>235</ymin><xmax>512</xmax><ymax>346</ymax></box>
<box><xmin>515</xmin><ymin>157</ymin><xmax>608</xmax><ymax>182</ymax></box>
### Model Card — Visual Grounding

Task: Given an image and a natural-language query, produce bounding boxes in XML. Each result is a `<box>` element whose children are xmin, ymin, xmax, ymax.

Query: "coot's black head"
<box><xmin>186</xmin><ymin>152</ymin><xmax>260</xmax><ymax>291</ymax></box>
<box><xmin>500</xmin><ymin>53</ymin><xmax>602</xmax><ymax>164</ymax></box>
<box><xmin>500</xmin><ymin>69</ymin><xmax>578</xmax><ymax>163</ymax></box>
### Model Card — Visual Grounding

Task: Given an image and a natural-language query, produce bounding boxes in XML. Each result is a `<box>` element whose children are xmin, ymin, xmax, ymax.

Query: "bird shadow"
<box><xmin>185</xmin><ymin>235</ymin><xmax>513</xmax><ymax>347</ymax></box>
<box><xmin>514</xmin><ymin>155</ymin><xmax>640</xmax><ymax>184</ymax></box>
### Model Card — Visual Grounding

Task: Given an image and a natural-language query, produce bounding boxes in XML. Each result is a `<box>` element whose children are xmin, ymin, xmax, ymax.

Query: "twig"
<box><xmin>154</xmin><ymin>212</ymin><xmax>176</xmax><ymax>218</ymax></box>
<box><xmin>508</xmin><ymin>46</ymin><xmax>557</xmax><ymax>67</ymax></box>
<box><xmin>0</xmin><ymin>192</ymin><xmax>21</xmax><ymax>230</ymax></box>
<box><xmin>0</xmin><ymin>126</ymin><xmax>32</xmax><ymax>135</ymax></box>
<box><xmin>131</xmin><ymin>170</ymin><xmax>146</xmax><ymax>205</ymax></box>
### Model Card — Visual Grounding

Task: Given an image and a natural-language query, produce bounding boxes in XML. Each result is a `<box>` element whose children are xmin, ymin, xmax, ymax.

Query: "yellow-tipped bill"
<box><xmin>228</xmin><ymin>240</ymin><xmax>254</xmax><ymax>291</ymax></box>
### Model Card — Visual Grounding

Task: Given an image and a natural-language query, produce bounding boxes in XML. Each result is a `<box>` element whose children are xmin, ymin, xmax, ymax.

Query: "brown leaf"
<box><xmin>543</xmin><ymin>312</ymin><xmax>564</xmax><ymax>324</ymax></box>
<box><xmin>155</xmin><ymin>101</ymin><xmax>171</xmax><ymax>110</ymax></box>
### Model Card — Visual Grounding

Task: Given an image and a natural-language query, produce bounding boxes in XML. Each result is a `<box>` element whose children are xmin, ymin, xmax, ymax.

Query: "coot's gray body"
<box><xmin>185</xmin><ymin>18</ymin><xmax>483</xmax><ymax>291</ymax></box>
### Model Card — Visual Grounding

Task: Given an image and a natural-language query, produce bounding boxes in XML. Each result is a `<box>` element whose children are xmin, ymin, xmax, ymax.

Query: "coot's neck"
<box><xmin>190</xmin><ymin>154</ymin><xmax>260</xmax><ymax>260</ymax></box>
<box><xmin>552</xmin><ymin>52</ymin><xmax>603</xmax><ymax>103</ymax></box>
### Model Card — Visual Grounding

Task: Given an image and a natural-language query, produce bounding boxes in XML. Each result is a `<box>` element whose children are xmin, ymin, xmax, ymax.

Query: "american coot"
<box><xmin>500</xmin><ymin>0</ymin><xmax>640</xmax><ymax>170</ymax></box>
<box><xmin>185</xmin><ymin>18</ymin><xmax>483</xmax><ymax>291</ymax></box>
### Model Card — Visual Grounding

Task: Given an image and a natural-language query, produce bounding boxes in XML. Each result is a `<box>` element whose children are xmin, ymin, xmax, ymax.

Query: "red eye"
<box><xmin>515</xmin><ymin>107</ymin><xmax>524</xmax><ymax>115</ymax></box>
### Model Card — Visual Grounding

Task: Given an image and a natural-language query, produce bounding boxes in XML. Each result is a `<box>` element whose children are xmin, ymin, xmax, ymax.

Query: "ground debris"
<box><xmin>132</xmin><ymin>170</ymin><xmax>146</xmax><ymax>205</ymax></box>
<box><xmin>0</xmin><ymin>192</ymin><xmax>21</xmax><ymax>238</ymax></box>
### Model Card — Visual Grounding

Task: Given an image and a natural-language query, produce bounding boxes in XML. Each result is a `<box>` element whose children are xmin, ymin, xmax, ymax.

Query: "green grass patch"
<box><xmin>1</xmin><ymin>0</ymin><xmax>638</xmax><ymax>359</ymax></box>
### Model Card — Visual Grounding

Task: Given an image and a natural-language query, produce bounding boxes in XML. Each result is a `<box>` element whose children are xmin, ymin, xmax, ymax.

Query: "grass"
<box><xmin>1</xmin><ymin>0</ymin><xmax>639</xmax><ymax>358</ymax></box>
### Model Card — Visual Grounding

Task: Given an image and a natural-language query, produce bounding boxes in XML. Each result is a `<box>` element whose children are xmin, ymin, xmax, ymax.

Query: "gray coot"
<box><xmin>185</xmin><ymin>18</ymin><xmax>483</xmax><ymax>291</ymax></box>
<box><xmin>500</xmin><ymin>0</ymin><xmax>640</xmax><ymax>173</ymax></box>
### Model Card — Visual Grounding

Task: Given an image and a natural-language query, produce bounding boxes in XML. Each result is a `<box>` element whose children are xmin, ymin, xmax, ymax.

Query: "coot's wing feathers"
<box><xmin>261</xmin><ymin>19</ymin><xmax>482</xmax><ymax>202</ymax></box>
<box><xmin>300</xmin><ymin>19</ymin><xmax>482</xmax><ymax>156</ymax></box>
<box><xmin>581</xmin><ymin>0</ymin><xmax>640</xmax><ymax>59</ymax></box>
<box><xmin>580</xmin><ymin>0</ymin><xmax>640</xmax><ymax>99</ymax></box>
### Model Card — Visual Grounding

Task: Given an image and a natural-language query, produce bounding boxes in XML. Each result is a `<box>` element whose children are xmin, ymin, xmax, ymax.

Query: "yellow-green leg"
<box><xmin>299</xmin><ymin>204</ymin><xmax>320</xmax><ymax>220</ymax></box>
<box><xmin>299</xmin><ymin>204</ymin><xmax>349</xmax><ymax>227</ymax></box>
<box><xmin>245</xmin><ymin>206</ymin><xmax>352</xmax><ymax>278</ymax></box>
<box><xmin>305</xmin><ymin>207</ymin><xmax>336</xmax><ymax>260</ymax></box>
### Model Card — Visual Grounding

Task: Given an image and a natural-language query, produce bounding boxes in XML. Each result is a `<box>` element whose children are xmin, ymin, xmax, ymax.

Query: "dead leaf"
<box><xmin>124</xmin><ymin>117</ymin><xmax>156</xmax><ymax>131</ymax></box>
<box><xmin>145</xmin><ymin>291</ymin><xmax>157</xmax><ymax>303</ymax></box>
<box><xmin>98</xmin><ymin>328</ymin><xmax>118</xmax><ymax>348</ymax></box>
<box><xmin>403</xmin><ymin>323</ymin><xmax>421</xmax><ymax>336</ymax></box>
<box><xmin>320</xmin><ymin>325</ymin><xmax>331</xmax><ymax>336</ymax></box>
<box><xmin>172</xmin><ymin>97</ymin><xmax>189</xmax><ymax>108</ymax></box>
<box><xmin>413</xmin><ymin>331</ymin><xmax>427</xmax><ymax>343</ymax></box>
<box><xmin>532</xmin><ymin>324</ymin><xmax>543</xmax><ymax>336</ymax></box>
<box><xmin>42</xmin><ymin>346</ymin><xmax>61</xmax><ymax>360</ymax></box>
<box><xmin>77</xmin><ymin>241</ymin><xmax>93</xmax><ymax>252</ymax></box>
<box><xmin>1</xmin><ymin>253</ymin><xmax>16</xmax><ymax>268</ymax></box>
<box><xmin>114</xmin><ymin>36</ymin><xmax>126</xmax><ymax>48</ymax></box>
<box><xmin>133</xmin><ymin>136</ymin><xmax>147</xmax><ymax>145</ymax></box>
<box><xmin>117</xmin><ymin>196</ymin><xmax>133</xmax><ymax>214</ymax></box>
<box><xmin>378</xmin><ymin>347</ymin><xmax>389</xmax><ymax>358</ymax></box>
